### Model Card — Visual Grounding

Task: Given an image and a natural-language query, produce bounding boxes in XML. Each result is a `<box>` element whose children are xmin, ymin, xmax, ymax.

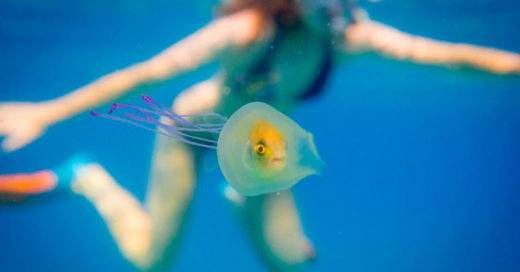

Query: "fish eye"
<box><xmin>255</xmin><ymin>143</ymin><xmax>267</xmax><ymax>156</ymax></box>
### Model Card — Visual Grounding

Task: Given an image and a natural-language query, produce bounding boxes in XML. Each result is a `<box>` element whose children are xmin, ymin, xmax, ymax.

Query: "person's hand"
<box><xmin>0</xmin><ymin>102</ymin><xmax>52</xmax><ymax>152</ymax></box>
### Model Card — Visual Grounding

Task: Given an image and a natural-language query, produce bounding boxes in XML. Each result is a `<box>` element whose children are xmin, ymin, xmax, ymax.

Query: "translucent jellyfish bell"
<box><xmin>217</xmin><ymin>102</ymin><xmax>324</xmax><ymax>196</ymax></box>
<box><xmin>92</xmin><ymin>96</ymin><xmax>324</xmax><ymax>196</ymax></box>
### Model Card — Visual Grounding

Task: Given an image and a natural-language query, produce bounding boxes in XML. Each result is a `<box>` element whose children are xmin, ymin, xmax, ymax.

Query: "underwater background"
<box><xmin>1</xmin><ymin>0</ymin><xmax>520</xmax><ymax>271</ymax></box>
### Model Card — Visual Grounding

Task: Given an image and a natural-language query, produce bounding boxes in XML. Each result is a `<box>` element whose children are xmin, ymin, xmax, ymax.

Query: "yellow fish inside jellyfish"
<box><xmin>92</xmin><ymin>95</ymin><xmax>324</xmax><ymax>196</ymax></box>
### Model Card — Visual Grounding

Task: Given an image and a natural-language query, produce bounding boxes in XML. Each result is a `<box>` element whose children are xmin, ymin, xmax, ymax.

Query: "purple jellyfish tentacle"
<box><xmin>124</xmin><ymin>113</ymin><xmax>221</xmax><ymax>134</ymax></box>
<box><xmin>197</xmin><ymin>123</ymin><xmax>225</xmax><ymax>127</ymax></box>
<box><xmin>148</xmin><ymin>119</ymin><xmax>219</xmax><ymax>144</ymax></box>
<box><xmin>91</xmin><ymin>95</ymin><xmax>227</xmax><ymax>150</ymax></box>
<box><xmin>112</xmin><ymin>98</ymin><xmax>225</xmax><ymax>131</ymax></box>
<box><xmin>91</xmin><ymin>111</ymin><xmax>218</xmax><ymax>149</ymax></box>
<box><xmin>180</xmin><ymin>112</ymin><xmax>227</xmax><ymax>121</ymax></box>
<box><xmin>127</xmin><ymin>112</ymin><xmax>221</xmax><ymax>134</ymax></box>
<box><xmin>141</xmin><ymin>95</ymin><xmax>227</xmax><ymax>129</ymax></box>
<box><xmin>124</xmin><ymin>113</ymin><xmax>153</xmax><ymax>123</ymax></box>
<box><xmin>110</xmin><ymin>103</ymin><xmax>157</xmax><ymax>120</ymax></box>
<box><xmin>91</xmin><ymin>111</ymin><xmax>176</xmax><ymax>138</ymax></box>
<box><xmin>140</xmin><ymin>95</ymin><xmax>194</xmax><ymax>126</ymax></box>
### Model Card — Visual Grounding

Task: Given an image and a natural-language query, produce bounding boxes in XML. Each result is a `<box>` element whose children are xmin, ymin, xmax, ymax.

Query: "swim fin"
<box><xmin>0</xmin><ymin>154</ymin><xmax>94</xmax><ymax>199</ymax></box>
<box><xmin>0</xmin><ymin>170</ymin><xmax>58</xmax><ymax>196</ymax></box>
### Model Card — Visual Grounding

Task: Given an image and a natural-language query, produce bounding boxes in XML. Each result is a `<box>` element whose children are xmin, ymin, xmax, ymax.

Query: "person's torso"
<box><xmin>217</xmin><ymin>20</ymin><xmax>332</xmax><ymax>116</ymax></box>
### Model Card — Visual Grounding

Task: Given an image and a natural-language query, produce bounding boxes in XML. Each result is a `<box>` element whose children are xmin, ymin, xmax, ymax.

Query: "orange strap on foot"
<box><xmin>0</xmin><ymin>170</ymin><xmax>58</xmax><ymax>195</ymax></box>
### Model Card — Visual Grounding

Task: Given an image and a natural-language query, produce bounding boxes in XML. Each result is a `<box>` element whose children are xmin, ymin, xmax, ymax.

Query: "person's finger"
<box><xmin>1</xmin><ymin>136</ymin><xmax>17</xmax><ymax>152</ymax></box>
<box><xmin>0</xmin><ymin>123</ymin><xmax>11</xmax><ymax>135</ymax></box>
<box><xmin>1</xmin><ymin>130</ymin><xmax>40</xmax><ymax>153</ymax></box>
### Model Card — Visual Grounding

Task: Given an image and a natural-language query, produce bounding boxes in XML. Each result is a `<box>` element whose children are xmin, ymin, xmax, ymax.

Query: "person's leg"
<box><xmin>75</xmin><ymin>78</ymin><xmax>221</xmax><ymax>270</ymax></box>
<box><xmin>0</xmin><ymin>78</ymin><xmax>221</xmax><ymax>270</ymax></box>
<box><xmin>67</xmin><ymin>140</ymin><xmax>196</xmax><ymax>271</ymax></box>
<box><xmin>142</xmin><ymin>78</ymin><xmax>221</xmax><ymax>270</ymax></box>
<box><xmin>224</xmin><ymin>186</ymin><xmax>316</xmax><ymax>271</ymax></box>
<box><xmin>71</xmin><ymin>161</ymin><xmax>153</xmax><ymax>267</ymax></box>
<box><xmin>0</xmin><ymin>154</ymin><xmax>154</xmax><ymax>263</ymax></box>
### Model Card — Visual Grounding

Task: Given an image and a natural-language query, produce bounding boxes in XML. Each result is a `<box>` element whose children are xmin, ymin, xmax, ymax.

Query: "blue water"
<box><xmin>1</xmin><ymin>0</ymin><xmax>520</xmax><ymax>271</ymax></box>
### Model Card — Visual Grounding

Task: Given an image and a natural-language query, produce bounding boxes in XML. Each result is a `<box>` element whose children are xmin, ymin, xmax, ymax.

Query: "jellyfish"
<box><xmin>91</xmin><ymin>95</ymin><xmax>324</xmax><ymax>196</ymax></box>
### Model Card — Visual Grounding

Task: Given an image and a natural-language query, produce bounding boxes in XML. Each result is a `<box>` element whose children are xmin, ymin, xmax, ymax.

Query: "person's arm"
<box><xmin>0</xmin><ymin>9</ymin><xmax>266</xmax><ymax>152</ymax></box>
<box><xmin>344</xmin><ymin>20</ymin><xmax>520</xmax><ymax>75</ymax></box>
<box><xmin>43</xmin><ymin>9</ymin><xmax>264</xmax><ymax>123</ymax></box>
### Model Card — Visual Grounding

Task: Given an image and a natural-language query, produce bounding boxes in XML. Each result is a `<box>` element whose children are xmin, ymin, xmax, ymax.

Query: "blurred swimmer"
<box><xmin>1</xmin><ymin>0</ymin><xmax>520</xmax><ymax>270</ymax></box>
<box><xmin>92</xmin><ymin>96</ymin><xmax>324</xmax><ymax>196</ymax></box>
